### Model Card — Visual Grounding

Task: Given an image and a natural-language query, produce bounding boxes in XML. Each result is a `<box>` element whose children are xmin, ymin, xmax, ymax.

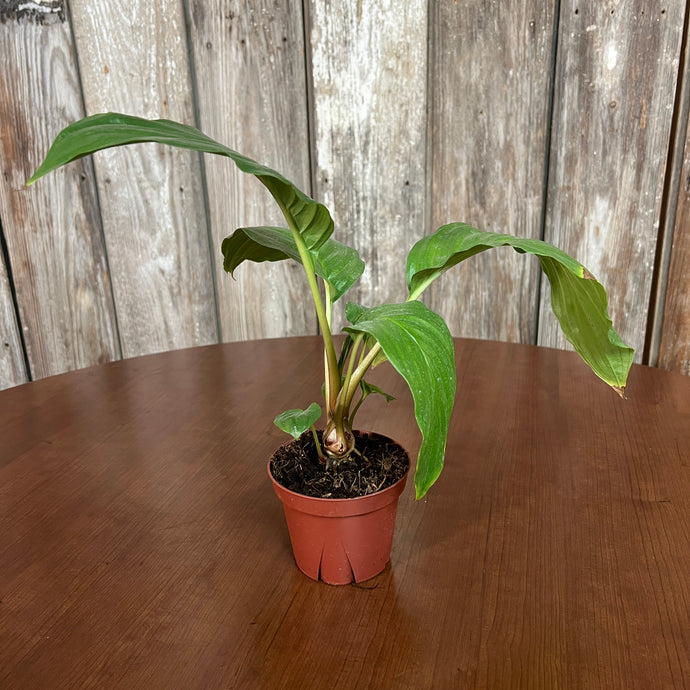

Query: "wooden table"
<box><xmin>1</xmin><ymin>337</ymin><xmax>689</xmax><ymax>688</ymax></box>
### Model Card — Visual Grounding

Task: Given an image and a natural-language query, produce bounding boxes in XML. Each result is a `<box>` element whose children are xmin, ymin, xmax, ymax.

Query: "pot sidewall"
<box><xmin>269</xmin><ymin>431</ymin><xmax>409</xmax><ymax>585</ymax></box>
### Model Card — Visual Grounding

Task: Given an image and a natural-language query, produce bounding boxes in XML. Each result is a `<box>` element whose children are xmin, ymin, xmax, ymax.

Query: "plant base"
<box><xmin>269</xmin><ymin>431</ymin><xmax>409</xmax><ymax>585</ymax></box>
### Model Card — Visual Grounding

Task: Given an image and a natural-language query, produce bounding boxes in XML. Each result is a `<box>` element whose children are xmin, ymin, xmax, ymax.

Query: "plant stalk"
<box><xmin>278</xmin><ymin>206</ymin><xmax>340</xmax><ymax>413</ymax></box>
<box><xmin>340</xmin><ymin>342</ymin><xmax>382</xmax><ymax>413</ymax></box>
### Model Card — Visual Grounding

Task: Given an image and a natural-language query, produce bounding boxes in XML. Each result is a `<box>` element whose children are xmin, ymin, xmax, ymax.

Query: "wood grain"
<box><xmin>70</xmin><ymin>0</ymin><xmax>219</xmax><ymax>357</ymax></box>
<box><xmin>187</xmin><ymin>0</ymin><xmax>317</xmax><ymax>341</ymax></box>
<box><xmin>426</xmin><ymin>0</ymin><xmax>556</xmax><ymax>343</ymax></box>
<box><xmin>1</xmin><ymin>1</ymin><xmax>689</xmax><ymax>384</ymax></box>
<box><xmin>539</xmin><ymin>0</ymin><xmax>685</xmax><ymax>361</ymax></box>
<box><xmin>308</xmin><ymin>0</ymin><xmax>428</xmax><ymax>329</ymax></box>
<box><xmin>0</xmin><ymin>10</ymin><xmax>120</xmax><ymax>382</ymax></box>
<box><xmin>1</xmin><ymin>337</ymin><xmax>688</xmax><ymax>687</ymax></box>
<box><xmin>0</xmin><ymin>243</ymin><xmax>26</xmax><ymax>389</ymax></box>
<box><xmin>658</xmin><ymin>114</ymin><xmax>690</xmax><ymax>375</ymax></box>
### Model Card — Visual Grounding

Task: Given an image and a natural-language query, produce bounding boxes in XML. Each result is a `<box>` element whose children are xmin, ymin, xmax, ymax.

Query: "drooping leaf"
<box><xmin>274</xmin><ymin>402</ymin><xmax>322</xmax><ymax>440</ymax></box>
<box><xmin>27</xmin><ymin>112</ymin><xmax>333</xmax><ymax>250</ymax></box>
<box><xmin>221</xmin><ymin>227</ymin><xmax>291</xmax><ymax>271</ymax></box>
<box><xmin>537</xmin><ymin>256</ymin><xmax>633</xmax><ymax>394</ymax></box>
<box><xmin>347</xmin><ymin>301</ymin><xmax>456</xmax><ymax>499</ymax></box>
<box><xmin>406</xmin><ymin>223</ymin><xmax>634</xmax><ymax>394</ymax></box>
<box><xmin>221</xmin><ymin>226</ymin><xmax>364</xmax><ymax>301</ymax></box>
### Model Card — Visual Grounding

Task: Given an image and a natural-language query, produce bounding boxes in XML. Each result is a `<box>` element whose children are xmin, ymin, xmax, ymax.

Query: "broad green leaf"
<box><xmin>221</xmin><ymin>227</ymin><xmax>291</xmax><ymax>271</ymax></box>
<box><xmin>274</xmin><ymin>402</ymin><xmax>322</xmax><ymax>440</ymax></box>
<box><xmin>221</xmin><ymin>226</ymin><xmax>364</xmax><ymax>301</ymax></box>
<box><xmin>347</xmin><ymin>301</ymin><xmax>456</xmax><ymax>499</ymax></box>
<box><xmin>406</xmin><ymin>223</ymin><xmax>634</xmax><ymax>394</ymax></box>
<box><xmin>315</xmin><ymin>237</ymin><xmax>365</xmax><ymax>302</ymax></box>
<box><xmin>345</xmin><ymin>302</ymin><xmax>369</xmax><ymax>324</ymax></box>
<box><xmin>27</xmin><ymin>112</ymin><xmax>333</xmax><ymax>250</ymax></box>
<box><xmin>344</xmin><ymin>303</ymin><xmax>388</xmax><ymax>368</ymax></box>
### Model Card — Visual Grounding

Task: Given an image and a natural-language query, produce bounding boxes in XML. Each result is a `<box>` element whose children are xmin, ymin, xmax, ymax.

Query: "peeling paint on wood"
<box><xmin>0</xmin><ymin>0</ymin><xmax>65</xmax><ymax>23</ymax></box>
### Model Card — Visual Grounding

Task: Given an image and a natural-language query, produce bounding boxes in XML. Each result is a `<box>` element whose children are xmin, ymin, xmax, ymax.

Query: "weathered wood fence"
<box><xmin>1</xmin><ymin>0</ymin><xmax>689</xmax><ymax>391</ymax></box>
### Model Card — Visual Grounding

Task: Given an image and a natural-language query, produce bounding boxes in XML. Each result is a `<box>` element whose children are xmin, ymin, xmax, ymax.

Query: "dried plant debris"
<box><xmin>271</xmin><ymin>431</ymin><xmax>408</xmax><ymax>499</ymax></box>
<box><xmin>0</xmin><ymin>1</ymin><xmax>65</xmax><ymax>24</ymax></box>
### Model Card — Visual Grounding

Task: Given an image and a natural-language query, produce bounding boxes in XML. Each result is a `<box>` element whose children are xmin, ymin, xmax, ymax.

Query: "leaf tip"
<box><xmin>613</xmin><ymin>385</ymin><xmax>627</xmax><ymax>399</ymax></box>
<box><xmin>26</xmin><ymin>169</ymin><xmax>43</xmax><ymax>186</ymax></box>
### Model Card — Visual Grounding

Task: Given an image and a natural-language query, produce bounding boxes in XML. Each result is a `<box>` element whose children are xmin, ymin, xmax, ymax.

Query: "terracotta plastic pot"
<box><xmin>269</xmin><ymin>431</ymin><xmax>409</xmax><ymax>585</ymax></box>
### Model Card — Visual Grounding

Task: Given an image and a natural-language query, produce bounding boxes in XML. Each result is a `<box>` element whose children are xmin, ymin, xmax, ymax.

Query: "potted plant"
<box><xmin>27</xmin><ymin>113</ymin><xmax>634</xmax><ymax>585</ymax></box>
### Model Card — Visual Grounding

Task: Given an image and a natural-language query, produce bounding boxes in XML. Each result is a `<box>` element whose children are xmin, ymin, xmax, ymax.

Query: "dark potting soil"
<box><xmin>270</xmin><ymin>431</ymin><xmax>409</xmax><ymax>499</ymax></box>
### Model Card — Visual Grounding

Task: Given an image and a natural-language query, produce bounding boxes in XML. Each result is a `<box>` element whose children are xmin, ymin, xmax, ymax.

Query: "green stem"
<box><xmin>349</xmin><ymin>391</ymin><xmax>366</xmax><ymax>426</ymax></box>
<box><xmin>311</xmin><ymin>425</ymin><xmax>325</xmax><ymax>462</ymax></box>
<box><xmin>340</xmin><ymin>333</ymin><xmax>364</xmax><ymax>407</ymax></box>
<box><xmin>328</xmin><ymin>334</ymin><xmax>363</xmax><ymax>444</ymax></box>
<box><xmin>324</xmin><ymin>281</ymin><xmax>334</xmax><ymax>330</ymax></box>
<box><xmin>340</xmin><ymin>342</ymin><xmax>382</xmax><ymax>413</ymax></box>
<box><xmin>278</xmin><ymin>203</ymin><xmax>340</xmax><ymax>412</ymax></box>
<box><xmin>407</xmin><ymin>282</ymin><xmax>433</xmax><ymax>302</ymax></box>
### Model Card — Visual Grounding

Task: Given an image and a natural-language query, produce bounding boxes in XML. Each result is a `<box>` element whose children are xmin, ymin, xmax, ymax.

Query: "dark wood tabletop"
<box><xmin>1</xmin><ymin>336</ymin><xmax>689</xmax><ymax>688</ymax></box>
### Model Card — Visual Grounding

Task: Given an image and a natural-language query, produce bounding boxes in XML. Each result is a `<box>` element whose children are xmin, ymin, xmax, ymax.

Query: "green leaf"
<box><xmin>406</xmin><ymin>223</ymin><xmax>634</xmax><ymax>394</ymax></box>
<box><xmin>344</xmin><ymin>303</ymin><xmax>388</xmax><ymax>368</ymax></box>
<box><xmin>222</xmin><ymin>226</ymin><xmax>364</xmax><ymax>302</ymax></box>
<box><xmin>347</xmin><ymin>301</ymin><xmax>456</xmax><ymax>499</ymax></box>
<box><xmin>274</xmin><ymin>402</ymin><xmax>322</xmax><ymax>440</ymax></box>
<box><xmin>27</xmin><ymin>112</ymin><xmax>333</xmax><ymax>251</ymax></box>
<box><xmin>359</xmin><ymin>379</ymin><xmax>395</xmax><ymax>403</ymax></box>
<box><xmin>345</xmin><ymin>302</ymin><xmax>369</xmax><ymax>324</ymax></box>
<box><xmin>315</xmin><ymin>236</ymin><xmax>366</xmax><ymax>302</ymax></box>
<box><xmin>221</xmin><ymin>227</ymin><xmax>292</xmax><ymax>272</ymax></box>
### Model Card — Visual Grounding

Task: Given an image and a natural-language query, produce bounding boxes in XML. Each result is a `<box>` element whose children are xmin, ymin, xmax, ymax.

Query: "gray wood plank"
<box><xmin>539</xmin><ymin>1</ymin><xmax>685</xmax><ymax>362</ymax></box>
<box><xmin>308</xmin><ymin>0</ymin><xmax>428</xmax><ymax>330</ymax></box>
<box><xmin>0</xmin><ymin>243</ymin><xmax>27</xmax><ymax>390</ymax></box>
<box><xmin>0</xmin><ymin>9</ymin><xmax>120</xmax><ymax>381</ymax></box>
<box><xmin>658</xmin><ymin>117</ymin><xmax>690</xmax><ymax>375</ymax></box>
<box><xmin>188</xmin><ymin>0</ymin><xmax>316</xmax><ymax>341</ymax></box>
<box><xmin>426</xmin><ymin>0</ymin><xmax>556</xmax><ymax>343</ymax></box>
<box><xmin>70</xmin><ymin>0</ymin><xmax>219</xmax><ymax>357</ymax></box>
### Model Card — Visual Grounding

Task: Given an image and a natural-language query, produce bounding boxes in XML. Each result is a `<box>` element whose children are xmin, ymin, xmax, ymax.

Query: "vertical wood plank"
<box><xmin>187</xmin><ymin>0</ymin><xmax>316</xmax><ymax>340</ymax></box>
<box><xmin>426</xmin><ymin>1</ymin><xmax>556</xmax><ymax>342</ymax></box>
<box><xmin>0</xmin><ymin>240</ymin><xmax>27</xmax><ymax>389</ymax></box>
<box><xmin>0</xmin><ymin>6</ymin><xmax>121</xmax><ymax>381</ymax></box>
<box><xmin>308</xmin><ymin>0</ymin><xmax>428</xmax><ymax>329</ymax></box>
<box><xmin>540</xmin><ymin>0</ymin><xmax>685</xmax><ymax>362</ymax></box>
<box><xmin>658</xmin><ymin>118</ymin><xmax>690</xmax><ymax>375</ymax></box>
<box><xmin>69</xmin><ymin>0</ymin><xmax>219</xmax><ymax>357</ymax></box>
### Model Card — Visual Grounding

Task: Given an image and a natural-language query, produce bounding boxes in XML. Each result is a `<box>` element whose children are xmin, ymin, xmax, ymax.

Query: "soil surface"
<box><xmin>270</xmin><ymin>430</ymin><xmax>409</xmax><ymax>499</ymax></box>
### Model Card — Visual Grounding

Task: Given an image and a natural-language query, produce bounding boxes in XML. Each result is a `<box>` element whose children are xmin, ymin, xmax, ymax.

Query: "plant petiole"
<box><xmin>311</xmin><ymin>425</ymin><xmax>325</xmax><ymax>463</ymax></box>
